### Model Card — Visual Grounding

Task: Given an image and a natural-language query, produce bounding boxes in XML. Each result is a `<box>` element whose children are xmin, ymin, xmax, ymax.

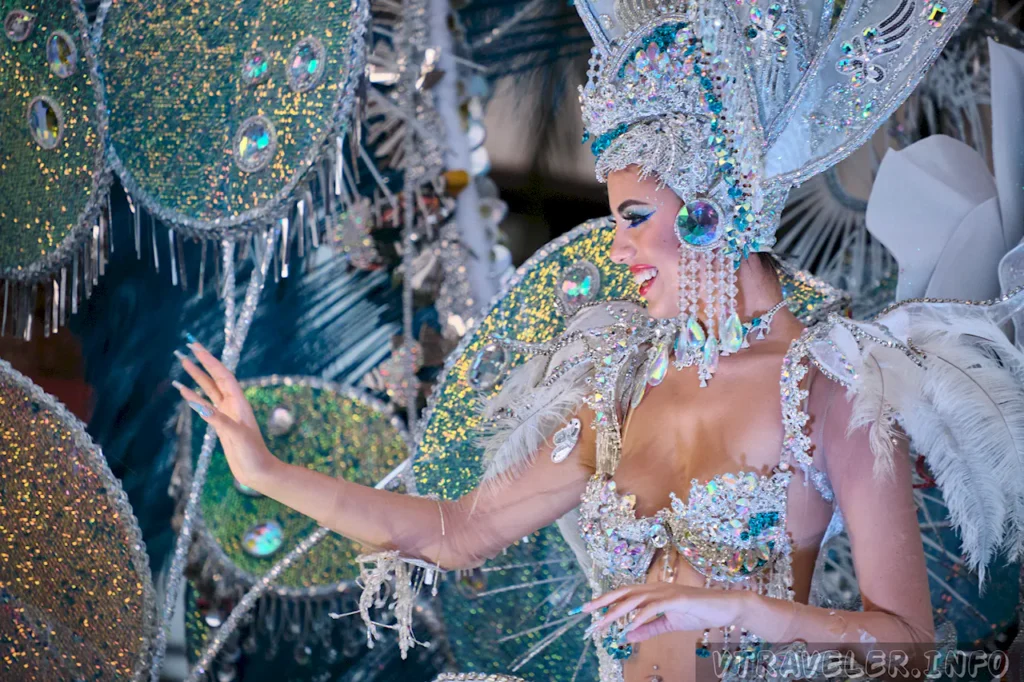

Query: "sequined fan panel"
<box><xmin>182</xmin><ymin>378</ymin><xmax>409</xmax><ymax>591</ymax></box>
<box><xmin>0</xmin><ymin>360</ymin><xmax>154</xmax><ymax>681</ymax></box>
<box><xmin>99</xmin><ymin>0</ymin><xmax>364</xmax><ymax>231</ymax></box>
<box><xmin>0</xmin><ymin>0</ymin><xmax>106</xmax><ymax>278</ymax></box>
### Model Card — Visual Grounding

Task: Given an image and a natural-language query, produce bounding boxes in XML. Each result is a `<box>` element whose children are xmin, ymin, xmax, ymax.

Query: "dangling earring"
<box><xmin>673</xmin><ymin>196</ymin><xmax>741</xmax><ymax>387</ymax></box>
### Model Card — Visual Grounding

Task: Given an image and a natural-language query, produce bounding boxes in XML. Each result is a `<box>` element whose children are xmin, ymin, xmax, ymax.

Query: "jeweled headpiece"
<box><xmin>575</xmin><ymin>0</ymin><xmax>970</xmax><ymax>383</ymax></box>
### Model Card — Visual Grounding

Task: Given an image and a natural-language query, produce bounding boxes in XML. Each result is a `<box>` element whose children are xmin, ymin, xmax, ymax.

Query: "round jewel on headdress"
<box><xmin>675</xmin><ymin>198</ymin><xmax>723</xmax><ymax>249</ymax></box>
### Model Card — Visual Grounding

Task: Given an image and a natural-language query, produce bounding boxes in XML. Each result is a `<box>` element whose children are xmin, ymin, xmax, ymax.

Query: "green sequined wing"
<box><xmin>0</xmin><ymin>359</ymin><xmax>155</xmax><ymax>681</ymax></box>
<box><xmin>98</xmin><ymin>0</ymin><xmax>367</xmax><ymax>233</ymax></box>
<box><xmin>0</xmin><ymin>0</ymin><xmax>109</xmax><ymax>288</ymax></box>
<box><xmin>412</xmin><ymin>218</ymin><xmax>849</xmax><ymax>680</ymax></box>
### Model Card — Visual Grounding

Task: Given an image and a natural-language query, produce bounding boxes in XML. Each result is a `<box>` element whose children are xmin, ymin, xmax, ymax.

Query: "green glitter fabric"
<box><xmin>0</xmin><ymin>0</ymin><xmax>108</xmax><ymax>280</ymax></box>
<box><xmin>98</xmin><ymin>0</ymin><xmax>366</xmax><ymax>233</ymax></box>
<box><xmin>412</xmin><ymin>218</ymin><xmax>848</xmax><ymax>679</ymax></box>
<box><xmin>0</xmin><ymin>359</ymin><xmax>155</xmax><ymax>680</ymax></box>
<box><xmin>178</xmin><ymin>377</ymin><xmax>409</xmax><ymax>595</ymax></box>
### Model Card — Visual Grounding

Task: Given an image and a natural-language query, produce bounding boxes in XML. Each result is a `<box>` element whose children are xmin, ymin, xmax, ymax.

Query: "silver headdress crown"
<box><xmin>575</xmin><ymin>0</ymin><xmax>971</xmax><ymax>384</ymax></box>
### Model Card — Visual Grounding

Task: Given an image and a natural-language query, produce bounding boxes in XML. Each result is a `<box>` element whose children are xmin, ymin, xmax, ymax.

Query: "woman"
<box><xmin>174</xmin><ymin>0</ymin><xmax>1024</xmax><ymax>678</ymax></box>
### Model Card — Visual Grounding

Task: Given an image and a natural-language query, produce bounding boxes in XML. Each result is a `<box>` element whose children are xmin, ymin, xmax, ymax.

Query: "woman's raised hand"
<box><xmin>172</xmin><ymin>336</ymin><xmax>276</xmax><ymax>490</ymax></box>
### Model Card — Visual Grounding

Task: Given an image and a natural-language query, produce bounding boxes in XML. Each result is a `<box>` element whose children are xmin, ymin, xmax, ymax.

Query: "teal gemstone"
<box><xmin>242</xmin><ymin>520</ymin><xmax>284</xmax><ymax>558</ymax></box>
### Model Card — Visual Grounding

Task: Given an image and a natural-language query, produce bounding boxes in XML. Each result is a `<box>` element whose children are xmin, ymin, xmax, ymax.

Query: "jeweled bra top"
<box><xmin>578</xmin><ymin>467</ymin><xmax>795</xmax><ymax>596</ymax></box>
<box><xmin>576</xmin><ymin>336</ymin><xmax>832</xmax><ymax>601</ymax></box>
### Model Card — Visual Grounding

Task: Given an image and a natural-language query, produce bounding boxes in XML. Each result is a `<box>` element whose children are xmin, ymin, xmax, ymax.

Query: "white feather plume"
<box><xmin>842</xmin><ymin>301</ymin><xmax>1024</xmax><ymax>589</ymax></box>
<box><xmin>476</xmin><ymin>360</ymin><xmax>593</xmax><ymax>489</ymax></box>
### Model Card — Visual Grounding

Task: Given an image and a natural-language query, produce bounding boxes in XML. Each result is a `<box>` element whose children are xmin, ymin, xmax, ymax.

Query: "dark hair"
<box><xmin>756</xmin><ymin>251</ymin><xmax>782</xmax><ymax>279</ymax></box>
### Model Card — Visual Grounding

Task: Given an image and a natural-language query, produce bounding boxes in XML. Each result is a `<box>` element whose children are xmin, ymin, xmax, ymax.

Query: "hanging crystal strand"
<box><xmin>50</xmin><ymin>279</ymin><xmax>58</xmax><ymax>335</ymax></box>
<box><xmin>674</xmin><ymin>247</ymin><xmax>695</xmax><ymax>369</ymax></box>
<box><xmin>699</xmin><ymin>250</ymin><xmax>719</xmax><ymax>386</ymax></box>
<box><xmin>92</xmin><ymin>223</ymin><xmax>101</xmax><ymax>284</ymax></box>
<box><xmin>297</xmin><ymin>200</ymin><xmax>306</xmax><ymax>260</ymax></box>
<box><xmin>1</xmin><ymin>280</ymin><xmax>9</xmax><ymax>336</ymax></box>
<box><xmin>43</xmin><ymin>281</ymin><xmax>52</xmax><ymax>338</ymax></box>
<box><xmin>280</xmin><ymin>216</ymin><xmax>290</xmax><ymax>279</ymax></box>
<box><xmin>129</xmin><ymin>195</ymin><xmax>141</xmax><ymax>259</ymax></box>
<box><xmin>720</xmin><ymin>249</ymin><xmax>742</xmax><ymax>355</ymax></box>
<box><xmin>107</xmin><ymin>193</ymin><xmax>114</xmax><ymax>256</ymax></box>
<box><xmin>22</xmin><ymin>284</ymin><xmax>33</xmax><ymax>342</ymax></box>
<box><xmin>197</xmin><ymin>240</ymin><xmax>207</xmax><ymax>298</ymax></box>
<box><xmin>150</xmin><ymin>214</ymin><xmax>160</xmax><ymax>272</ymax></box>
<box><xmin>71</xmin><ymin>251</ymin><xmax>80</xmax><ymax>315</ymax></box>
<box><xmin>97</xmin><ymin>216</ymin><xmax>107</xmax><ymax>277</ymax></box>
<box><xmin>83</xmin><ymin>242</ymin><xmax>93</xmax><ymax>300</ymax></box>
<box><xmin>168</xmin><ymin>230</ymin><xmax>179</xmax><ymax>287</ymax></box>
<box><xmin>176</xmin><ymin>233</ymin><xmax>188</xmax><ymax>290</ymax></box>
<box><xmin>59</xmin><ymin>267</ymin><xmax>67</xmax><ymax>328</ymax></box>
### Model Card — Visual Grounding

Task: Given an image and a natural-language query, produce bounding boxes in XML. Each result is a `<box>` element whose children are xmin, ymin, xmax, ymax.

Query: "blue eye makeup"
<box><xmin>622</xmin><ymin>206</ymin><xmax>655</xmax><ymax>228</ymax></box>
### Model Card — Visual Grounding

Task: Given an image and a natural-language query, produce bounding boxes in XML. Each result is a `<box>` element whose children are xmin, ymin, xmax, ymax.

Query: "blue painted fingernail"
<box><xmin>185</xmin><ymin>332</ymin><xmax>197</xmax><ymax>345</ymax></box>
<box><xmin>567</xmin><ymin>606</ymin><xmax>584</xmax><ymax>616</ymax></box>
<box><xmin>188</xmin><ymin>401</ymin><xmax>213</xmax><ymax>418</ymax></box>
<box><xmin>173</xmin><ymin>349</ymin><xmax>188</xmax><ymax>361</ymax></box>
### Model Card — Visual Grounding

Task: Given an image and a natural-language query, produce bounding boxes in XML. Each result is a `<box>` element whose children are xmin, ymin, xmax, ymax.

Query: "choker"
<box><xmin>635</xmin><ymin>299</ymin><xmax>789</xmax><ymax>399</ymax></box>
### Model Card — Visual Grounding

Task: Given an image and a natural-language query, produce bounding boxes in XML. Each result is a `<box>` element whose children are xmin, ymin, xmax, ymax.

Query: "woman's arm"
<box><xmin>174</xmin><ymin>339</ymin><xmax>594</xmax><ymax>571</ymax></box>
<box><xmin>745</xmin><ymin>377</ymin><xmax>935</xmax><ymax>666</ymax></box>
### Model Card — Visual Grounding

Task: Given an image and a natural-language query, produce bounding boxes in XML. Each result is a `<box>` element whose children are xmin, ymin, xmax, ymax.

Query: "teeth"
<box><xmin>633</xmin><ymin>268</ymin><xmax>658</xmax><ymax>286</ymax></box>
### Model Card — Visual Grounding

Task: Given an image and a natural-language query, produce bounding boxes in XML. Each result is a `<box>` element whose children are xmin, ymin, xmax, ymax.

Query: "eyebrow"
<box><xmin>616</xmin><ymin>199</ymin><xmax>651</xmax><ymax>214</ymax></box>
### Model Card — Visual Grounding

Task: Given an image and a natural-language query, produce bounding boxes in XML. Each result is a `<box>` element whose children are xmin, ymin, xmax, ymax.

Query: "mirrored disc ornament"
<box><xmin>287</xmin><ymin>36</ymin><xmax>326</xmax><ymax>93</ymax></box>
<box><xmin>233</xmin><ymin>115</ymin><xmax>278</xmax><ymax>173</ymax></box>
<box><xmin>26</xmin><ymin>95</ymin><xmax>63</xmax><ymax>149</ymax></box>
<box><xmin>558</xmin><ymin>259</ymin><xmax>601</xmax><ymax>311</ymax></box>
<box><xmin>242</xmin><ymin>520</ymin><xmax>285</xmax><ymax>557</ymax></box>
<box><xmin>675</xmin><ymin>199</ymin><xmax>723</xmax><ymax>248</ymax></box>
<box><xmin>4</xmin><ymin>10</ymin><xmax>35</xmax><ymax>41</ymax></box>
<box><xmin>469</xmin><ymin>342</ymin><xmax>509</xmax><ymax>390</ymax></box>
<box><xmin>241</xmin><ymin>48</ymin><xmax>270</xmax><ymax>86</ymax></box>
<box><xmin>46</xmin><ymin>30</ymin><xmax>77</xmax><ymax>78</ymax></box>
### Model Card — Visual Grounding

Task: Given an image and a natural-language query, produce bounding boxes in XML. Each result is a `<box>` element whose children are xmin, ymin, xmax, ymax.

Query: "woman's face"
<box><xmin>607</xmin><ymin>166</ymin><xmax>684</xmax><ymax>319</ymax></box>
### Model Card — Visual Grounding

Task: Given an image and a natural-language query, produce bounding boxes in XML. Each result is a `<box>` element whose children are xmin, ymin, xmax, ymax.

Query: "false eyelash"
<box><xmin>624</xmin><ymin>210</ymin><xmax>654</xmax><ymax>228</ymax></box>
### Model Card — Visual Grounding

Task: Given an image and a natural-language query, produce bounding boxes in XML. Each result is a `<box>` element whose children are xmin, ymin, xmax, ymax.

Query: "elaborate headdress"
<box><xmin>575</xmin><ymin>0</ymin><xmax>971</xmax><ymax>383</ymax></box>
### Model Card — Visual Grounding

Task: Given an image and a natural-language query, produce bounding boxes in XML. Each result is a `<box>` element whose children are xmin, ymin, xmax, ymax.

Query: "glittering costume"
<box><xmin>350</xmin><ymin>0</ymin><xmax>1024</xmax><ymax>677</ymax></box>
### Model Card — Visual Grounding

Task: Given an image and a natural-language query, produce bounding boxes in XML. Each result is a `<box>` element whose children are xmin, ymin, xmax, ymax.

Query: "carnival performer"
<box><xmin>172</xmin><ymin>0</ymin><xmax>1024</xmax><ymax>678</ymax></box>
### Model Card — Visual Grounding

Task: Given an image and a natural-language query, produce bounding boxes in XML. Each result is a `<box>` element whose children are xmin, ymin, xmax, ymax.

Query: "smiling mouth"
<box><xmin>632</xmin><ymin>267</ymin><xmax>658</xmax><ymax>295</ymax></box>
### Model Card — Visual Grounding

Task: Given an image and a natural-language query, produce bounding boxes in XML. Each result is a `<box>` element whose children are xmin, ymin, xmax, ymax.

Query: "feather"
<box><xmin>845</xmin><ymin>302</ymin><xmax>1024</xmax><ymax>590</ymax></box>
<box><xmin>846</xmin><ymin>351</ymin><xmax>900</xmax><ymax>479</ymax></box>
<box><xmin>482</xmin><ymin>353</ymin><xmax>549</xmax><ymax>420</ymax></box>
<box><xmin>476</xmin><ymin>360</ymin><xmax>593</xmax><ymax>489</ymax></box>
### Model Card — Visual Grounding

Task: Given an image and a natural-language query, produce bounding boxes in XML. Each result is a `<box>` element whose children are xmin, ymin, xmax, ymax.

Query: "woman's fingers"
<box><xmin>173</xmin><ymin>381</ymin><xmax>239</xmax><ymax>436</ymax></box>
<box><xmin>186</xmin><ymin>340</ymin><xmax>245</xmax><ymax>400</ymax></box>
<box><xmin>175</xmin><ymin>352</ymin><xmax>224</xmax><ymax>405</ymax></box>
<box><xmin>624</xmin><ymin>606</ymin><xmax>672</xmax><ymax>643</ymax></box>
<box><xmin>584</xmin><ymin>584</ymin><xmax>641</xmax><ymax>613</ymax></box>
<box><xmin>594</xmin><ymin>593</ymin><xmax>650</xmax><ymax>631</ymax></box>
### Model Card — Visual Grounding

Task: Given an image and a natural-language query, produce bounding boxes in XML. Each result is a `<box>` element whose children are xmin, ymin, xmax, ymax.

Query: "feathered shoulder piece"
<box><xmin>799</xmin><ymin>286</ymin><xmax>1024</xmax><ymax>585</ymax></box>
<box><xmin>476</xmin><ymin>300</ymin><xmax>655</xmax><ymax>486</ymax></box>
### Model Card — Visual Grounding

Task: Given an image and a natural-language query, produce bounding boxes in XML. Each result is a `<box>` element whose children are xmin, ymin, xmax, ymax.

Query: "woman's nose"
<box><xmin>609</xmin><ymin>226</ymin><xmax>636</xmax><ymax>265</ymax></box>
